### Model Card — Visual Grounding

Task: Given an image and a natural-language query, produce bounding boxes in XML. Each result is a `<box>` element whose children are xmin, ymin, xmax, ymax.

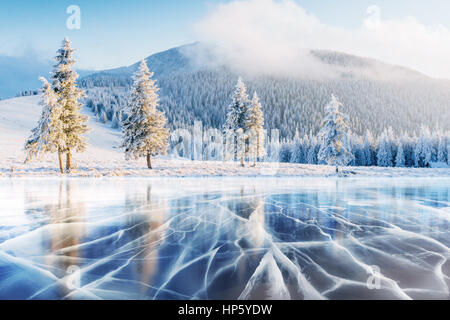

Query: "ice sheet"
<box><xmin>0</xmin><ymin>177</ymin><xmax>449</xmax><ymax>300</ymax></box>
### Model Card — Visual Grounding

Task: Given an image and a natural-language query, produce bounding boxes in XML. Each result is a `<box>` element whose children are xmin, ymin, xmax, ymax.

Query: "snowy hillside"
<box><xmin>0</xmin><ymin>95</ymin><xmax>124</xmax><ymax>175</ymax></box>
<box><xmin>79</xmin><ymin>43</ymin><xmax>450</xmax><ymax>138</ymax></box>
<box><xmin>0</xmin><ymin>95</ymin><xmax>449</xmax><ymax>178</ymax></box>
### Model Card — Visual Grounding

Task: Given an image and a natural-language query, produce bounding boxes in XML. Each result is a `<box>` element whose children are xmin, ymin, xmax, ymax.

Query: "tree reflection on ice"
<box><xmin>0</xmin><ymin>178</ymin><xmax>448</xmax><ymax>300</ymax></box>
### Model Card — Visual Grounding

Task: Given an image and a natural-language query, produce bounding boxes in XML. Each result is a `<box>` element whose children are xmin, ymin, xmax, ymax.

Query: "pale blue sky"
<box><xmin>0</xmin><ymin>0</ymin><xmax>448</xmax><ymax>70</ymax></box>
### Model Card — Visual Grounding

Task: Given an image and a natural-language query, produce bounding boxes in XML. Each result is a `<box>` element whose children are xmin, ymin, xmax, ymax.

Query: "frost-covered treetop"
<box><xmin>128</xmin><ymin>59</ymin><xmax>159</xmax><ymax>113</ymax></box>
<box><xmin>223</xmin><ymin>77</ymin><xmax>251</xmax><ymax>132</ymax></box>
<box><xmin>52</xmin><ymin>38</ymin><xmax>79</xmax><ymax>91</ymax></box>
<box><xmin>235</xmin><ymin>77</ymin><xmax>248</xmax><ymax>101</ymax></box>
<box><xmin>317</xmin><ymin>94</ymin><xmax>353</xmax><ymax>168</ymax></box>
<box><xmin>249</xmin><ymin>92</ymin><xmax>264</xmax><ymax>129</ymax></box>
<box><xmin>321</xmin><ymin>94</ymin><xmax>349</xmax><ymax>136</ymax></box>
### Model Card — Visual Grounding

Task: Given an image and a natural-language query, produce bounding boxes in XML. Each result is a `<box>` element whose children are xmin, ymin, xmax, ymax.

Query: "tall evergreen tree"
<box><xmin>279</xmin><ymin>142</ymin><xmax>293</xmax><ymax>163</ymax></box>
<box><xmin>437</xmin><ymin>135</ymin><xmax>447</xmax><ymax>163</ymax></box>
<box><xmin>223</xmin><ymin>77</ymin><xmax>251</xmax><ymax>166</ymax></box>
<box><xmin>414</xmin><ymin>125</ymin><xmax>433</xmax><ymax>167</ymax></box>
<box><xmin>121</xmin><ymin>59</ymin><xmax>170</xmax><ymax>169</ymax></box>
<box><xmin>447</xmin><ymin>142</ymin><xmax>450</xmax><ymax>167</ymax></box>
<box><xmin>352</xmin><ymin>136</ymin><xmax>365</xmax><ymax>166</ymax></box>
<box><xmin>377</xmin><ymin>131</ymin><xmax>393</xmax><ymax>167</ymax></box>
<box><xmin>363</xmin><ymin>130</ymin><xmax>376</xmax><ymax>166</ymax></box>
<box><xmin>51</xmin><ymin>38</ymin><xmax>88</xmax><ymax>172</ymax></box>
<box><xmin>306</xmin><ymin>136</ymin><xmax>318</xmax><ymax>164</ymax></box>
<box><xmin>401</xmin><ymin>132</ymin><xmax>414</xmax><ymax>167</ymax></box>
<box><xmin>317</xmin><ymin>95</ymin><xmax>353</xmax><ymax>173</ymax></box>
<box><xmin>25</xmin><ymin>77</ymin><xmax>66</xmax><ymax>173</ymax></box>
<box><xmin>395</xmin><ymin>141</ymin><xmax>405</xmax><ymax>167</ymax></box>
<box><xmin>247</xmin><ymin>92</ymin><xmax>265</xmax><ymax>166</ymax></box>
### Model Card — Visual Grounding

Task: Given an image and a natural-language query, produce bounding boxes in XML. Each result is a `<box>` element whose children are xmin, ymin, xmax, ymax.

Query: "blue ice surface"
<box><xmin>0</xmin><ymin>177</ymin><xmax>449</xmax><ymax>300</ymax></box>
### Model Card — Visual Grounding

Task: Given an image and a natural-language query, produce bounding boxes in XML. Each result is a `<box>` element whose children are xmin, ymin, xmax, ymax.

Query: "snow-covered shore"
<box><xmin>2</xmin><ymin>156</ymin><xmax>450</xmax><ymax>178</ymax></box>
<box><xmin>1</xmin><ymin>96</ymin><xmax>449</xmax><ymax>178</ymax></box>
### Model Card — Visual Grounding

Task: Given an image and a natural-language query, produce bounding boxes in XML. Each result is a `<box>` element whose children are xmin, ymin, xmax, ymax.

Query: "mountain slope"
<box><xmin>0</xmin><ymin>95</ymin><xmax>122</xmax><ymax>167</ymax></box>
<box><xmin>80</xmin><ymin>43</ymin><xmax>450</xmax><ymax>138</ymax></box>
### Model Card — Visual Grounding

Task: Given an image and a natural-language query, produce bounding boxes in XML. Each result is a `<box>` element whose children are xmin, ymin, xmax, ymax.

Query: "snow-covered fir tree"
<box><xmin>395</xmin><ymin>142</ymin><xmax>405</xmax><ymax>167</ymax></box>
<box><xmin>377</xmin><ymin>131</ymin><xmax>393</xmax><ymax>167</ymax></box>
<box><xmin>51</xmin><ymin>37</ymin><xmax>88</xmax><ymax>172</ymax></box>
<box><xmin>121</xmin><ymin>59</ymin><xmax>170</xmax><ymax>169</ymax></box>
<box><xmin>291</xmin><ymin>138</ymin><xmax>305</xmax><ymax>164</ymax></box>
<box><xmin>447</xmin><ymin>143</ymin><xmax>450</xmax><ymax>166</ymax></box>
<box><xmin>401</xmin><ymin>132</ymin><xmax>415</xmax><ymax>167</ymax></box>
<box><xmin>25</xmin><ymin>77</ymin><xmax>66</xmax><ymax>173</ymax></box>
<box><xmin>247</xmin><ymin>92</ymin><xmax>265</xmax><ymax>166</ymax></box>
<box><xmin>437</xmin><ymin>135</ymin><xmax>447</xmax><ymax>164</ymax></box>
<box><xmin>293</xmin><ymin>134</ymin><xmax>310</xmax><ymax>164</ymax></box>
<box><xmin>414</xmin><ymin>125</ymin><xmax>433</xmax><ymax>167</ymax></box>
<box><xmin>223</xmin><ymin>77</ymin><xmax>251</xmax><ymax>166</ymax></box>
<box><xmin>279</xmin><ymin>142</ymin><xmax>293</xmax><ymax>163</ymax></box>
<box><xmin>317</xmin><ymin>94</ymin><xmax>354</xmax><ymax>173</ymax></box>
<box><xmin>363</xmin><ymin>130</ymin><xmax>376</xmax><ymax>166</ymax></box>
<box><xmin>387</xmin><ymin>127</ymin><xmax>397</xmax><ymax>165</ymax></box>
<box><xmin>306</xmin><ymin>136</ymin><xmax>319</xmax><ymax>164</ymax></box>
<box><xmin>352</xmin><ymin>135</ymin><xmax>365</xmax><ymax>166</ymax></box>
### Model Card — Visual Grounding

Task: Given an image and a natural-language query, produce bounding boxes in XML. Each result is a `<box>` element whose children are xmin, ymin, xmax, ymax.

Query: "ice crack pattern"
<box><xmin>0</xmin><ymin>177</ymin><xmax>449</xmax><ymax>300</ymax></box>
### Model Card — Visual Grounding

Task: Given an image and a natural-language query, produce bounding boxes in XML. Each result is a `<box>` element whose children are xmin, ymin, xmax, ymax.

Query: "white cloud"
<box><xmin>194</xmin><ymin>0</ymin><xmax>450</xmax><ymax>79</ymax></box>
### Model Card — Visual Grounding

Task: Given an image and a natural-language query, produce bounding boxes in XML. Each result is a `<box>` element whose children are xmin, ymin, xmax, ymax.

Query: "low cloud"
<box><xmin>194</xmin><ymin>0</ymin><xmax>450</xmax><ymax>79</ymax></box>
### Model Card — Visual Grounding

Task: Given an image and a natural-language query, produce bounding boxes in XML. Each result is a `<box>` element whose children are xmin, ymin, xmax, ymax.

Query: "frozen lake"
<box><xmin>0</xmin><ymin>177</ymin><xmax>449</xmax><ymax>300</ymax></box>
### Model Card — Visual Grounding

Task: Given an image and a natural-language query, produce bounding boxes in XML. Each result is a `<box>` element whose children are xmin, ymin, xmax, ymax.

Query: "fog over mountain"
<box><xmin>79</xmin><ymin>42</ymin><xmax>450</xmax><ymax>138</ymax></box>
<box><xmin>0</xmin><ymin>55</ymin><xmax>94</xmax><ymax>99</ymax></box>
<box><xmin>0</xmin><ymin>55</ymin><xmax>51</xmax><ymax>99</ymax></box>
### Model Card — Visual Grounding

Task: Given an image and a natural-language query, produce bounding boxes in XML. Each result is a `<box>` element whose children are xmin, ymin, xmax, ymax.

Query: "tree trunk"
<box><xmin>336</xmin><ymin>166</ymin><xmax>339</xmax><ymax>173</ymax></box>
<box><xmin>240</xmin><ymin>156</ymin><xmax>245</xmax><ymax>167</ymax></box>
<box><xmin>147</xmin><ymin>153</ymin><xmax>152</xmax><ymax>169</ymax></box>
<box><xmin>66</xmin><ymin>150</ymin><xmax>72</xmax><ymax>173</ymax></box>
<box><xmin>58</xmin><ymin>152</ymin><xmax>64</xmax><ymax>174</ymax></box>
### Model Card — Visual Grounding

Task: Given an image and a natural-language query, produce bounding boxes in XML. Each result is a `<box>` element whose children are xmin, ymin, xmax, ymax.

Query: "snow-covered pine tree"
<box><xmin>345</xmin><ymin>131</ymin><xmax>356</xmax><ymax>166</ymax></box>
<box><xmin>121</xmin><ymin>59</ymin><xmax>170</xmax><ymax>169</ymax></box>
<box><xmin>306</xmin><ymin>136</ymin><xmax>318</xmax><ymax>164</ymax></box>
<box><xmin>223</xmin><ymin>77</ymin><xmax>251</xmax><ymax>166</ymax></box>
<box><xmin>51</xmin><ymin>38</ymin><xmax>88</xmax><ymax>172</ymax></box>
<box><xmin>377</xmin><ymin>131</ymin><xmax>393</xmax><ymax>167</ymax></box>
<box><xmin>401</xmin><ymin>132</ymin><xmax>414</xmax><ymax>167</ymax></box>
<box><xmin>111</xmin><ymin>112</ymin><xmax>120</xmax><ymax>129</ymax></box>
<box><xmin>437</xmin><ymin>135</ymin><xmax>447</xmax><ymax>164</ymax></box>
<box><xmin>25</xmin><ymin>77</ymin><xmax>66</xmax><ymax>173</ymax></box>
<box><xmin>387</xmin><ymin>127</ymin><xmax>397</xmax><ymax>165</ymax></box>
<box><xmin>430</xmin><ymin>127</ymin><xmax>440</xmax><ymax>162</ymax></box>
<box><xmin>352</xmin><ymin>136</ymin><xmax>365</xmax><ymax>166</ymax></box>
<box><xmin>300</xmin><ymin>134</ymin><xmax>310</xmax><ymax>164</ymax></box>
<box><xmin>395</xmin><ymin>141</ymin><xmax>405</xmax><ymax>167</ymax></box>
<box><xmin>414</xmin><ymin>125</ymin><xmax>433</xmax><ymax>167</ymax></box>
<box><xmin>317</xmin><ymin>94</ymin><xmax>354</xmax><ymax>173</ymax></box>
<box><xmin>363</xmin><ymin>130</ymin><xmax>376</xmax><ymax>166</ymax></box>
<box><xmin>279</xmin><ymin>142</ymin><xmax>293</xmax><ymax>163</ymax></box>
<box><xmin>247</xmin><ymin>92</ymin><xmax>265</xmax><ymax>166</ymax></box>
<box><xmin>291</xmin><ymin>140</ymin><xmax>303</xmax><ymax>164</ymax></box>
<box><xmin>447</xmin><ymin>142</ymin><xmax>450</xmax><ymax>167</ymax></box>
